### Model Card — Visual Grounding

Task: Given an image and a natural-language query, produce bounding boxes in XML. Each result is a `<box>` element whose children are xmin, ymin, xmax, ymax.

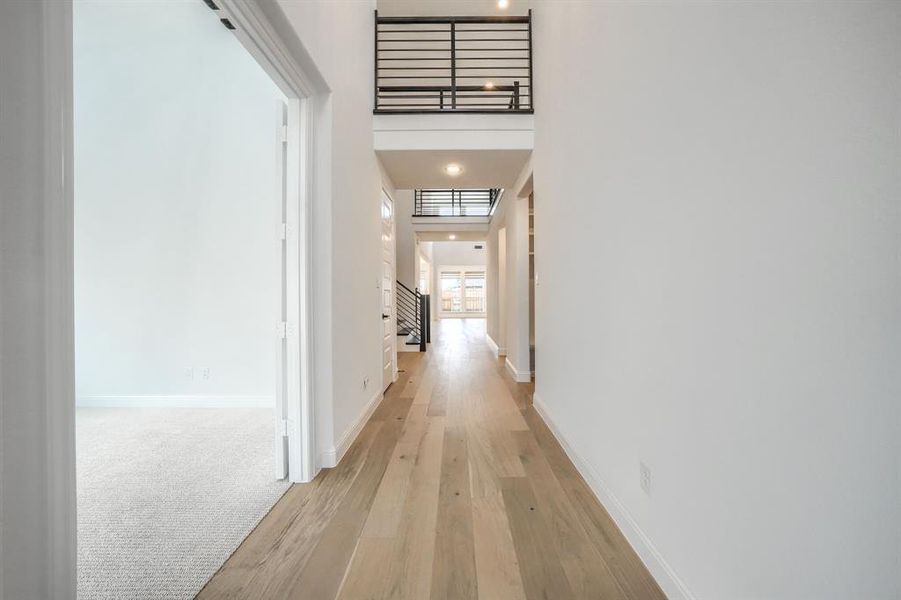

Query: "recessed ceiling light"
<box><xmin>444</xmin><ymin>163</ymin><xmax>462</xmax><ymax>176</ymax></box>
<box><xmin>498</xmin><ymin>0</ymin><xmax>509</xmax><ymax>8</ymax></box>
<box><xmin>449</xmin><ymin>234</ymin><xmax>456</xmax><ymax>240</ymax></box>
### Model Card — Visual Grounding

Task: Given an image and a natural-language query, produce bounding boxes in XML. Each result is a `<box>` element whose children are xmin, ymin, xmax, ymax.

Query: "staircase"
<box><xmin>396</xmin><ymin>280</ymin><xmax>430</xmax><ymax>352</ymax></box>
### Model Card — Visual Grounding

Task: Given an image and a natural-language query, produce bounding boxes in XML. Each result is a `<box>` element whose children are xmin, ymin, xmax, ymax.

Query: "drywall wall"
<box><xmin>275</xmin><ymin>0</ymin><xmax>396</xmax><ymax>466</ymax></box>
<box><xmin>531</xmin><ymin>2</ymin><xmax>901</xmax><ymax>599</ymax></box>
<box><xmin>502</xmin><ymin>197</ymin><xmax>530</xmax><ymax>380</ymax></box>
<box><xmin>431</xmin><ymin>240</ymin><xmax>487</xmax><ymax>268</ymax></box>
<box><xmin>486</xmin><ymin>226</ymin><xmax>501</xmax><ymax>348</ymax></box>
<box><xmin>378</xmin><ymin>0</ymin><xmax>531</xmax><ymax>18</ymax></box>
<box><xmin>0</xmin><ymin>1</ymin><xmax>75</xmax><ymax>596</ymax></box>
<box><xmin>394</xmin><ymin>189</ymin><xmax>417</xmax><ymax>289</ymax></box>
<box><xmin>485</xmin><ymin>190</ymin><xmax>528</xmax><ymax>376</ymax></box>
<box><xmin>74</xmin><ymin>1</ymin><xmax>283</xmax><ymax>406</ymax></box>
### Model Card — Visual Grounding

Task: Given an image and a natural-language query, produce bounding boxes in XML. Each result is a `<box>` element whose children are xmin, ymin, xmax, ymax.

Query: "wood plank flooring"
<box><xmin>198</xmin><ymin>319</ymin><xmax>665</xmax><ymax>600</ymax></box>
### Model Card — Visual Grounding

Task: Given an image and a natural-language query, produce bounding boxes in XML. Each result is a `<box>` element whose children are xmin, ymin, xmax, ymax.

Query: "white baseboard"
<box><xmin>486</xmin><ymin>333</ymin><xmax>507</xmax><ymax>357</ymax></box>
<box><xmin>532</xmin><ymin>392</ymin><xmax>695</xmax><ymax>600</ymax></box>
<box><xmin>319</xmin><ymin>389</ymin><xmax>384</xmax><ymax>468</ymax></box>
<box><xmin>505</xmin><ymin>357</ymin><xmax>531</xmax><ymax>383</ymax></box>
<box><xmin>76</xmin><ymin>395</ymin><xmax>274</xmax><ymax>408</ymax></box>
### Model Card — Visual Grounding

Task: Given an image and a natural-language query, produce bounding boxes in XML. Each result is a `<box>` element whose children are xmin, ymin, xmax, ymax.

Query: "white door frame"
<box><xmin>217</xmin><ymin>0</ymin><xmax>322</xmax><ymax>486</ymax></box>
<box><xmin>30</xmin><ymin>1</ymin><xmax>328</xmax><ymax>595</ymax></box>
<box><xmin>380</xmin><ymin>188</ymin><xmax>398</xmax><ymax>391</ymax></box>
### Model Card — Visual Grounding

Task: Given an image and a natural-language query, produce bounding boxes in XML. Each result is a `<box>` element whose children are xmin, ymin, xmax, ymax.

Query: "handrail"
<box><xmin>376</xmin><ymin>15</ymin><xmax>530</xmax><ymax>24</ymax></box>
<box><xmin>396</xmin><ymin>279</ymin><xmax>419</xmax><ymax>296</ymax></box>
<box><xmin>374</xmin><ymin>10</ymin><xmax>533</xmax><ymax>114</ymax></box>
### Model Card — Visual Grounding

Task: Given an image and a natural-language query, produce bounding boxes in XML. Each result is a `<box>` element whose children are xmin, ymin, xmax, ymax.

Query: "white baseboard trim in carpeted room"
<box><xmin>76</xmin><ymin>407</ymin><xmax>291</xmax><ymax>600</ymax></box>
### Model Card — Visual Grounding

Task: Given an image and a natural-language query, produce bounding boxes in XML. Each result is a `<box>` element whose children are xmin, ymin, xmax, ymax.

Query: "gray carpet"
<box><xmin>76</xmin><ymin>407</ymin><xmax>291</xmax><ymax>600</ymax></box>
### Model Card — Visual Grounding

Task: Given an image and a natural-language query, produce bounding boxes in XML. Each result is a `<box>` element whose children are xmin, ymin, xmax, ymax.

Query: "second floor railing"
<box><xmin>414</xmin><ymin>189</ymin><xmax>502</xmax><ymax>217</ymax></box>
<box><xmin>375</xmin><ymin>11</ymin><xmax>533</xmax><ymax>114</ymax></box>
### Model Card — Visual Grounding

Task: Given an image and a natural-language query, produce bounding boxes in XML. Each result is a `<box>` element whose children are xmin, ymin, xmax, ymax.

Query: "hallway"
<box><xmin>199</xmin><ymin>319</ymin><xmax>664</xmax><ymax>599</ymax></box>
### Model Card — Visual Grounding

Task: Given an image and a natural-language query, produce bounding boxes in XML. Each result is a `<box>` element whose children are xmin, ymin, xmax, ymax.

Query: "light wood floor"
<box><xmin>198</xmin><ymin>319</ymin><xmax>665</xmax><ymax>600</ymax></box>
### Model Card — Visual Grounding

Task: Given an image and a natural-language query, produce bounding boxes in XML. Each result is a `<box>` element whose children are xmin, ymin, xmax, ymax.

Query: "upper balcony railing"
<box><xmin>414</xmin><ymin>189</ymin><xmax>502</xmax><ymax>217</ymax></box>
<box><xmin>374</xmin><ymin>11</ymin><xmax>533</xmax><ymax>114</ymax></box>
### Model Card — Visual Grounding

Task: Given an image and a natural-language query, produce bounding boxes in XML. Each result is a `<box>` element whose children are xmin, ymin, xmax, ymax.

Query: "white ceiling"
<box><xmin>378</xmin><ymin>149</ymin><xmax>531</xmax><ymax>189</ymax></box>
<box><xmin>376</xmin><ymin>0</ymin><xmax>532</xmax><ymax>17</ymax></box>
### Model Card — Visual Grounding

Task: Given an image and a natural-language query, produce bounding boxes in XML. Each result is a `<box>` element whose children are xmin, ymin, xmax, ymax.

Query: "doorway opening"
<box><xmin>380</xmin><ymin>189</ymin><xmax>398</xmax><ymax>391</ymax></box>
<box><xmin>73</xmin><ymin>2</ymin><xmax>308</xmax><ymax>597</ymax></box>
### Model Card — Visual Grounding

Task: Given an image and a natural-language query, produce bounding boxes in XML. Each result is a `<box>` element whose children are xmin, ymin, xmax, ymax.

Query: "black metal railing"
<box><xmin>374</xmin><ymin>11</ymin><xmax>533</xmax><ymax>114</ymax></box>
<box><xmin>396</xmin><ymin>281</ymin><xmax>430</xmax><ymax>351</ymax></box>
<box><xmin>414</xmin><ymin>189</ymin><xmax>502</xmax><ymax>217</ymax></box>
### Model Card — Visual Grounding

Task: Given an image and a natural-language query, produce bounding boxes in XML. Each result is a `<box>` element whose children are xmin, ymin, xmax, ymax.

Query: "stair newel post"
<box><xmin>419</xmin><ymin>293</ymin><xmax>427</xmax><ymax>352</ymax></box>
<box><xmin>425</xmin><ymin>294</ymin><xmax>431</xmax><ymax>343</ymax></box>
<box><xmin>414</xmin><ymin>287</ymin><xmax>420</xmax><ymax>342</ymax></box>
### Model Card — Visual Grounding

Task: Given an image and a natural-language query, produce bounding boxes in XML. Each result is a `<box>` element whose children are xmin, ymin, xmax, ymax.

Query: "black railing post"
<box><xmin>450</xmin><ymin>20</ymin><xmax>457</xmax><ymax>109</ymax></box>
<box><xmin>374</xmin><ymin>10</ymin><xmax>379</xmax><ymax>112</ymax></box>
<box><xmin>425</xmin><ymin>294</ymin><xmax>431</xmax><ymax>343</ymax></box>
<box><xmin>528</xmin><ymin>9</ymin><xmax>533</xmax><ymax>112</ymax></box>
<box><xmin>513</xmin><ymin>81</ymin><xmax>520</xmax><ymax>110</ymax></box>
<box><xmin>419</xmin><ymin>293</ymin><xmax>427</xmax><ymax>351</ymax></box>
<box><xmin>414</xmin><ymin>287</ymin><xmax>420</xmax><ymax>341</ymax></box>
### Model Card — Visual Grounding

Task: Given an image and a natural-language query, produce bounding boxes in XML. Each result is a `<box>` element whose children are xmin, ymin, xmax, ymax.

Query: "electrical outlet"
<box><xmin>184</xmin><ymin>367</ymin><xmax>194</xmax><ymax>380</ymax></box>
<box><xmin>362</xmin><ymin>376</ymin><xmax>370</xmax><ymax>390</ymax></box>
<box><xmin>640</xmin><ymin>462</ymin><xmax>651</xmax><ymax>495</ymax></box>
<box><xmin>202</xmin><ymin>367</ymin><xmax>211</xmax><ymax>380</ymax></box>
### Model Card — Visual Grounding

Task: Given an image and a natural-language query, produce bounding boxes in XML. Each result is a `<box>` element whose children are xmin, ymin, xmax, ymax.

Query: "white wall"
<box><xmin>394</xmin><ymin>189</ymin><xmax>417</xmax><ymax>289</ymax></box>
<box><xmin>502</xmin><ymin>198</ymin><xmax>530</xmax><ymax>379</ymax></box>
<box><xmin>418</xmin><ymin>240</ymin><xmax>434</xmax><ymax>312</ymax></box>
<box><xmin>74</xmin><ymin>0</ymin><xmax>283</xmax><ymax>406</ymax></box>
<box><xmin>532</xmin><ymin>2</ymin><xmax>901</xmax><ymax>599</ymax></box>
<box><xmin>431</xmin><ymin>240</ymin><xmax>487</xmax><ymax>269</ymax></box>
<box><xmin>275</xmin><ymin>0</ymin><xmax>397</xmax><ymax>466</ymax></box>
<box><xmin>486</xmin><ymin>191</ymin><xmax>529</xmax><ymax>379</ymax></box>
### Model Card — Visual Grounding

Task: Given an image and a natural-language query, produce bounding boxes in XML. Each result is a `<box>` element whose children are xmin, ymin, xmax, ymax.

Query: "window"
<box><xmin>439</xmin><ymin>268</ymin><xmax>486</xmax><ymax>314</ymax></box>
<box><xmin>463</xmin><ymin>271</ymin><xmax>485</xmax><ymax>312</ymax></box>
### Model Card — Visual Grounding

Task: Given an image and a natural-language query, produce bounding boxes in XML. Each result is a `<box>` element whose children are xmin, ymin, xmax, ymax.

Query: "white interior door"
<box><xmin>274</xmin><ymin>100</ymin><xmax>289</xmax><ymax>479</ymax></box>
<box><xmin>380</xmin><ymin>190</ymin><xmax>397</xmax><ymax>392</ymax></box>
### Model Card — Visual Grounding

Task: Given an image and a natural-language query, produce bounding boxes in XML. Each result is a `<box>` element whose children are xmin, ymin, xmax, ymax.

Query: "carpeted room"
<box><xmin>73</xmin><ymin>1</ymin><xmax>291</xmax><ymax>597</ymax></box>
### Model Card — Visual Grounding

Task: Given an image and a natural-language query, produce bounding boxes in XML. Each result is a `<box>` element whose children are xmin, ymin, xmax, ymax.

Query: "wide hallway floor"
<box><xmin>199</xmin><ymin>319</ymin><xmax>664</xmax><ymax>599</ymax></box>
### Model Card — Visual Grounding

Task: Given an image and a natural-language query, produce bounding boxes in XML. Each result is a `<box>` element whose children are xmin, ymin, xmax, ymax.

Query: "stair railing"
<box><xmin>396</xmin><ymin>280</ymin><xmax>429</xmax><ymax>352</ymax></box>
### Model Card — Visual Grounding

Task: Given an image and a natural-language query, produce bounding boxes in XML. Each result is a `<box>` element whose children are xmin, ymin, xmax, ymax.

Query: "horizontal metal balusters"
<box><xmin>413</xmin><ymin>189</ymin><xmax>502</xmax><ymax>217</ymax></box>
<box><xmin>375</xmin><ymin>11</ymin><xmax>533</xmax><ymax>114</ymax></box>
<box><xmin>396</xmin><ymin>280</ymin><xmax>428</xmax><ymax>351</ymax></box>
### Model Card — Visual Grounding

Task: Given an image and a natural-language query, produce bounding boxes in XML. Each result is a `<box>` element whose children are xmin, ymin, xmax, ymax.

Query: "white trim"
<box><xmin>532</xmin><ymin>392</ymin><xmax>696</xmax><ymax>600</ymax></box>
<box><xmin>76</xmin><ymin>395</ymin><xmax>275</xmax><ymax>408</ymax></box>
<box><xmin>505</xmin><ymin>357</ymin><xmax>531</xmax><ymax>383</ymax></box>
<box><xmin>486</xmin><ymin>333</ymin><xmax>507</xmax><ymax>357</ymax></box>
<box><xmin>31</xmin><ymin>1</ymin><xmax>329</xmax><ymax>596</ymax></box>
<box><xmin>319</xmin><ymin>390</ymin><xmax>384</xmax><ymax>469</ymax></box>
<box><xmin>218</xmin><ymin>0</ymin><xmax>327</xmax><ymax>484</ymax></box>
<box><xmin>44</xmin><ymin>2</ymin><xmax>77</xmax><ymax>596</ymax></box>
